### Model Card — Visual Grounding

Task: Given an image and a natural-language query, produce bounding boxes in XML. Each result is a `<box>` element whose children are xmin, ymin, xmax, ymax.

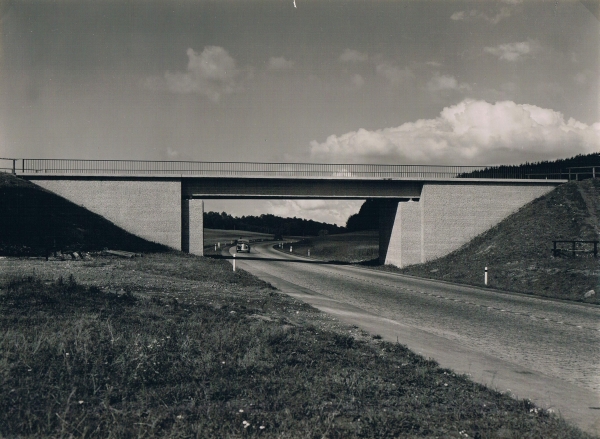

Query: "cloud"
<box><xmin>309</xmin><ymin>99</ymin><xmax>600</xmax><ymax>165</ymax></box>
<box><xmin>267</xmin><ymin>200</ymin><xmax>363</xmax><ymax>227</ymax></box>
<box><xmin>426</xmin><ymin>73</ymin><xmax>471</xmax><ymax>93</ymax></box>
<box><xmin>484</xmin><ymin>40</ymin><xmax>541</xmax><ymax>61</ymax></box>
<box><xmin>164</xmin><ymin>46</ymin><xmax>240</xmax><ymax>102</ymax></box>
<box><xmin>574</xmin><ymin>69</ymin><xmax>595</xmax><ymax>85</ymax></box>
<box><xmin>375</xmin><ymin>62</ymin><xmax>414</xmax><ymax>86</ymax></box>
<box><xmin>351</xmin><ymin>73</ymin><xmax>365</xmax><ymax>88</ymax></box>
<box><xmin>268</xmin><ymin>56</ymin><xmax>294</xmax><ymax>70</ymax></box>
<box><xmin>339</xmin><ymin>49</ymin><xmax>368</xmax><ymax>63</ymax></box>
<box><xmin>451</xmin><ymin>7</ymin><xmax>511</xmax><ymax>24</ymax></box>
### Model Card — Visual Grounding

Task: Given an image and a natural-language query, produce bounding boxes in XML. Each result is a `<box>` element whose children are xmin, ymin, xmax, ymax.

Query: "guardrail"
<box><xmin>0</xmin><ymin>158</ymin><xmax>575</xmax><ymax>179</ymax></box>
<box><xmin>552</xmin><ymin>240</ymin><xmax>598</xmax><ymax>257</ymax></box>
<box><xmin>0</xmin><ymin>158</ymin><xmax>17</xmax><ymax>175</ymax></box>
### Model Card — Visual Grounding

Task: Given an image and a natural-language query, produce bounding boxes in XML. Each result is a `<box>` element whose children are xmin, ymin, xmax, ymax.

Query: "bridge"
<box><xmin>2</xmin><ymin>158</ymin><xmax>566</xmax><ymax>267</ymax></box>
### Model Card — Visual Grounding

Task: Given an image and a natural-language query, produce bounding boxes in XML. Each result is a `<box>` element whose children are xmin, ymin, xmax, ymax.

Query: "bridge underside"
<box><xmin>25</xmin><ymin>175</ymin><xmax>559</xmax><ymax>267</ymax></box>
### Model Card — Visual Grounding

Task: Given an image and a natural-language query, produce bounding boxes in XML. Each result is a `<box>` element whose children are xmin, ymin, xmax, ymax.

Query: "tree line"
<box><xmin>203</xmin><ymin>211</ymin><xmax>346</xmax><ymax>236</ymax></box>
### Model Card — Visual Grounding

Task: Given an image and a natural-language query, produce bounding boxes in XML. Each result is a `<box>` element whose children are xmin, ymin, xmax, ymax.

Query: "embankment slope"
<box><xmin>400</xmin><ymin>179</ymin><xmax>600</xmax><ymax>303</ymax></box>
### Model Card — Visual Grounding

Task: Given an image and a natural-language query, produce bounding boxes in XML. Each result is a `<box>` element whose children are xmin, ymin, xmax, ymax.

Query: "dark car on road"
<box><xmin>236</xmin><ymin>239</ymin><xmax>250</xmax><ymax>253</ymax></box>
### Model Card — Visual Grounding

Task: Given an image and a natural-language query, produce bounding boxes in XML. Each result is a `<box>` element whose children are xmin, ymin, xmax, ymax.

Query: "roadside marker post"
<box><xmin>485</xmin><ymin>266</ymin><xmax>488</xmax><ymax>285</ymax></box>
<box><xmin>233</xmin><ymin>254</ymin><xmax>236</xmax><ymax>272</ymax></box>
<box><xmin>290</xmin><ymin>246</ymin><xmax>293</xmax><ymax>253</ymax></box>
<box><xmin>214</xmin><ymin>244</ymin><xmax>217</xmax><ymax>251</ymax></box>
<box><xmin>308</xmin><ymin>249</ymin><xmax>310</xmax><ymax>257</ymax></box>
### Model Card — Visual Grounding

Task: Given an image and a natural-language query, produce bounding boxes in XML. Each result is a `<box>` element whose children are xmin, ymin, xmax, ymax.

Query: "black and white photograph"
<box><xmin>0</xmin><ymin>0</ymin><xmax>599</xmax><ymax>437</ymax></box>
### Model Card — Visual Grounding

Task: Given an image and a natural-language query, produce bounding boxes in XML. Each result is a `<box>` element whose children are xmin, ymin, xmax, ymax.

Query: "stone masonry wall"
<box><xmin>31</xmin><ymin>179</ymin><xmax>182</xmax><ymax>250</ymax></box>
<box><xmin>383</xmin><ymin>182</ymin><xmax>557</xmax><ymax>267</ymax></box>
<box><xmin>189</xmin><ymin>199</ymin><xmax>204</xmax><ymax>256</ymax></box>
<box><xmin>421</xmin><ymin>183</ymin><xmax>555</xmax><ymax>262</ymax></box>
<box><xmin>401</xmin><ymin>201</ymin><xmax>422</xmax><ymax>266</ymax></box>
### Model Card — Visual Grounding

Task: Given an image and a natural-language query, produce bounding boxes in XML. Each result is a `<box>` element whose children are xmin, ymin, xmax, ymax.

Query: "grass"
<box><xmin>286</xmin><ymin>231</ymin><xmax>379</xmax><ymax>264</ymax></box>
<box><xmin>0</xmin><ymin>253</ymin><xmax>593</xmax><ymax>438</ymax></box>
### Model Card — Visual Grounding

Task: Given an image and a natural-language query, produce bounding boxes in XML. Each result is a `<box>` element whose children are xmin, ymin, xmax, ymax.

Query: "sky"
<box><xmin>1</xmin><ymin>0</ymin><xmax>599</xmax><ymax>225</ymax></box>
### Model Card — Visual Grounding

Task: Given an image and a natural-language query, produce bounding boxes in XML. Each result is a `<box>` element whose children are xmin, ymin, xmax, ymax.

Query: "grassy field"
<box><xmin>285</xmin><ymin>231</ymin><xmax>379</xmax><ymax>264</ymax></box>
<box><xmin>0</xmin><ymin>253</ymin><xmax>593</xmax><ymax>438</ymax></box>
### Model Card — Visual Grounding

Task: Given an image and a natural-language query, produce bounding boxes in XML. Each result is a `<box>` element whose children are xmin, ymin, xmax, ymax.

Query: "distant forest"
<box><xmin>203</xmin><ymin>211</ymin><xmax>346</xmax><ymax>236</ymax></box>
<box><xmin>457</xmin><ymin>153</ymin><xmax>600</xmax><ymax>179</ymax></box>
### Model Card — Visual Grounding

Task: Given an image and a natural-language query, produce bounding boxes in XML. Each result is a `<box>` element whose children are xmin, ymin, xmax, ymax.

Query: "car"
<box><xmin>236</xmin><ymin>238</ymin><xmax>250</xmax><ymax>253</ymax></box>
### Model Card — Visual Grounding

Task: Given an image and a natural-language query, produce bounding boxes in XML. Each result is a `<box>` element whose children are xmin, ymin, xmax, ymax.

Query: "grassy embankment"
<box><xmin>0</xmin><ymin>253</ymin><xmax>593</xmax><ymax>439</ymax></box>
<box><xmin>289</xmin><ymin>180</ymin><xmax>600</xmax><ymax>303</ymax></box>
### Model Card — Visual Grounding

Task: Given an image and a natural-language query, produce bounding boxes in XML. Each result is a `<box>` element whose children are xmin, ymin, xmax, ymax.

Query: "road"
<box><xmin>228</xmin><ymin>241</ymin><xmax>600</xmax><ymax>435</ymax></box>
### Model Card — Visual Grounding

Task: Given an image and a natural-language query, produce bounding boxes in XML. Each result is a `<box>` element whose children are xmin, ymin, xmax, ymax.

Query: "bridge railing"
<box><xmin>7</xmin><ymin>158</ymin><xmax>569</xmax><ymax>179</ymax></box>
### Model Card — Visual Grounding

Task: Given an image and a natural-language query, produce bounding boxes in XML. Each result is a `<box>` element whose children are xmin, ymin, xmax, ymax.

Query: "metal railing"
<box><xmin>0</xmin><ymin>158</ymin><xmax>17</xmax><ymax>175</ymax></box>
<box><xmin>566</xmin><ymin>166</ymin><xmax>599</xmax><ymax>181</ymax></box>
<box><xmin>0</xmin><ymin>158</ymin><xmax>570</xmax><ymax>179</ymax></box>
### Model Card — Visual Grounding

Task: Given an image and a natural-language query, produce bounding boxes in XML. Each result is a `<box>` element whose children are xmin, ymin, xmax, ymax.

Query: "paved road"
<box><xmin>228</xmin><ymin>241</ymin><xmax>600</xmax><ymax>435</ymax></box>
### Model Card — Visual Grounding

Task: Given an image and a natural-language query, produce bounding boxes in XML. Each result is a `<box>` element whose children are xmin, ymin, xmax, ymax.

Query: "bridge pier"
<box><xmin>181</xmin><ymin>198</ymin><xmax>204</xmax><ymax>256</ymax></box>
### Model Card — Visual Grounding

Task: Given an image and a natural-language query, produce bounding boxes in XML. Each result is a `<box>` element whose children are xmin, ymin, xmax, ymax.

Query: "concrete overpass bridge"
<box><xmin>5</xmin><ymin>159</ymin><xmax>566</xmax><ymax>268</ymax></box>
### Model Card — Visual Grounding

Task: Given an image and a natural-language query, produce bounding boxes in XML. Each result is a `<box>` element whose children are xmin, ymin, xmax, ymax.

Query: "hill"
<box><xmin>457</xmin><ymin>152</ymin><xmax>600</xmax><ymax>179</ymax></box>
<box><xmin>399</xmin><ymin>179</ymin><xmax>600</xmax><ymax>303</ymax></box>
<box><xmin>0</xmin><ymin>173</ymin><xmax>168</xmax><ymax>256</ymax></box>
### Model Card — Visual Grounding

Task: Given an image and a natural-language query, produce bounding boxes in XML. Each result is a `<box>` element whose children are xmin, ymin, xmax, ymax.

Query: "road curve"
<box><xmin>227</xmin><ymin>241</ymin><xmax>600</xmax><ymax>435</ymax></box>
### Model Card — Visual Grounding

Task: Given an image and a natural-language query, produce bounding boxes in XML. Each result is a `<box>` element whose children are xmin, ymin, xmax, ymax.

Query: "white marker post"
<box><xmin>290</xmin><ymin>245</ymin><xmax>293</xmax><ymax>253</ymax></box>
<box><xmin>214</xmin><ymin>244</ymin><xmax>217</xmax><ymax>251</ymax></box>
<box><xmin>484</xmin><ymin>266</ymin><xmax>488</xmax><ymax>285</ymax></box>
<box><xmin>308</xmin><ymin>249</ymin><xmax>310</xmax><ymax>257</ymax></box>
<box><xmin>233</xmin><ymin>254</ymin><xmax>236</xmax><ymax>272</ymax></box>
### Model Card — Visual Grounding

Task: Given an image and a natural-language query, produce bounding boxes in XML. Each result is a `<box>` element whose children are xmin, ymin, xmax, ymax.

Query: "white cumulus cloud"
<box><xmin>267</xmin><ymin>200</ymin><xmax>363</xmax><ymax>227</ymax></box>
<box><xmin>268</xmin><ymin>56</ymin><xmax>294</xmax><ymax>70</ymax></box>
<box><xmin>309</xmin><ymin>99</ymin><xmax>600</xmax><ymax>165</ymax></box>
<box><xmin>164</xmin><ymin>46</ymin><xmax>240</xmax><ymax>102</ymax></box>
<box><xmin>484</xmin><ymin>40</ymin><xmax>541</xmax><ymax>61</ymax></box>
<box><xmin>339</xmin><ymin>49</ymin><xmax>368</xmax><ymax>63</ymax></box>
